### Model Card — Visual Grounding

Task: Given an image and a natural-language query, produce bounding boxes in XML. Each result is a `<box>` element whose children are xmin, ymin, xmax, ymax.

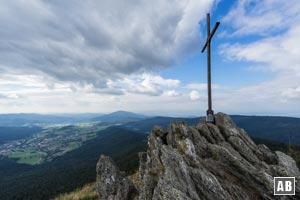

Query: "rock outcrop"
<box><xmin>96</xmin><ymin>155</ymin><xmax>138</xmax><ymax>200</ymax></box>
<box><xmin>96</xmin><ymin>113</ymin><xmax>300</xmax><ymax>199</ymax></box>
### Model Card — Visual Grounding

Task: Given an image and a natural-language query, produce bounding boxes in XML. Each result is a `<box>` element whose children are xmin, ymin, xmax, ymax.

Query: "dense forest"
<box><xmin>231</xmin><ymin>115</ymin><xmax>300</xmax><ymax>144</ymax></box>
<box><xmin>0</xmin><ymin>126</ymin><xmax>42</xmax><ymax>144</ymax></box>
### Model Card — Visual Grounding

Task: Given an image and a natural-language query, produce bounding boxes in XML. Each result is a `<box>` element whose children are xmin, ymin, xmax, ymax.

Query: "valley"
<box><xmin>0</xmin><ymin>123</ymin><xmax>107</xmax><ymax>165</ymax></box>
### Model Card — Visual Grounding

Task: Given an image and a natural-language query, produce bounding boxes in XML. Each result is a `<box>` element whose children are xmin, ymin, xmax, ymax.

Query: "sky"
<box><xmin>0</xmin><ymin>0</ymin><xmax>299</xmax><ymax>116</ymax></box>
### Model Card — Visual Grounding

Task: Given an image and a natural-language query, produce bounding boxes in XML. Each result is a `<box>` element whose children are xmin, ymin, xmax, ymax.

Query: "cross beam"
<box><xmin>201</xmin><ymin>13</ymin><xmax>220</xmax><ymax>123</ymax></box>
<box><xmin>201</xmin><ymin>22</ymin><xmax>220</xmax><ymax>53</ymax></box>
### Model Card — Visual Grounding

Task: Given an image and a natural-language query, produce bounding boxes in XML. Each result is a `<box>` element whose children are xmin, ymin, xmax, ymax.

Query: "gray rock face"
<box><xmin>96</xmin><ymin>155</ymin><xmax>137</xmax><ymax>200</ymax></box>
<box><xmin>96</xmin><ymin>113</ymin><xmax>300</xmax><ymax>199</ymax></box>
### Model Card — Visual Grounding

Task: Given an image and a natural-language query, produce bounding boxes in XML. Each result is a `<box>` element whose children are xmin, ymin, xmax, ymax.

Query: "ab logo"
<box><xmin>274</xmin><ymin>177</ymin><xmax>295</xmax><ymax>195</ymax></box>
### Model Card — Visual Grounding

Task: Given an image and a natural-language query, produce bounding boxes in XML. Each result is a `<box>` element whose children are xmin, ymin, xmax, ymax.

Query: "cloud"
<box><xmin>0</xmin><ymin>73</ymin><xmax>201</xmax><ymax>115</ymax></box>
<box><xmin>0</xmin><ymin>0</ymin><xmax>214</xmax><ymax>89</ymax></box>
<box><xmin>281</xmin><ymin>87</ymin><xmax>300</xmax><ymax>99</ymax></box>
<box><xmin>0</xmin><ymin>73</ymin><xmax>181</xmax><ymax>106</ymax></box>
<box><xmin>217</xmin><ymin>0</ymin><xmax>300</xmax><ymax>115</ymax></box>
<box><xmin>222</xmin><ymin>0</ymin><xmax>300</xmax><ymax>36</ymax></box>
<box><xmin>220</xmin><ymin>15</ymin><xmax>300</xmax><ymax>79</ymax></box>
<box><xmin>107</xmin><ymin>73</ymin><xmax>180</xmax><ymax>96</ymax></box>
<box><xmin>163</xmin><ymin>90</ymin><xmax>181</xmax><ymax>97</ymax></box>
<box><xmin>189</xmin><ymin>90</ymin><xmax>201</xmax><ymax>101</ymax></box>
<box><xmin>0</xmin><ymin>94</ymin><xmax>8</xmax><ymax>99</ymax></box>
<box><xmin>220</xmin><ymin>26</ymin><xmax>300</xmax><ymax>73</ymax></box>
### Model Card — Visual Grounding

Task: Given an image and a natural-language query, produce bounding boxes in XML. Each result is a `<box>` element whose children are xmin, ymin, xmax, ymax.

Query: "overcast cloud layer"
<box><xmin>0</xmin><ymin>0</ymin><xmax>212</xmax><ymax>88</ymax></box>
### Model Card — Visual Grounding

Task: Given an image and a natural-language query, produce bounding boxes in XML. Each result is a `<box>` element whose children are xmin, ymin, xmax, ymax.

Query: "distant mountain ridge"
<box><xmin>90</xmin><ymin>111</ymin><xmax>148</xmax><ymax>123</ymax></box>
<box><xmin>0</xmin><ymin>113</ymin><xmax>103</xmax><ymax>126</ymax></box>
<box><xmin>0</xmin><ymin>111</ymin><xmax>147</xmax><ymax>126</ymax></box>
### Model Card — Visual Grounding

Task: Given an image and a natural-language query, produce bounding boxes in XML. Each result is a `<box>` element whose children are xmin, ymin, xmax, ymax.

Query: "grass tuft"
<box><xmin>55</xmin><ymin>182</ymin><xmax>98</xmax><ymax>200</ymax></box>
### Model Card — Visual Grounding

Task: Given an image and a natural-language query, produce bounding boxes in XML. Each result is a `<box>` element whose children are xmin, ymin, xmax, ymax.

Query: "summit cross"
<box><xmin>201</xmin><ymin>13</ymin><xmax>220</xmax><ymax>123</ymax></box>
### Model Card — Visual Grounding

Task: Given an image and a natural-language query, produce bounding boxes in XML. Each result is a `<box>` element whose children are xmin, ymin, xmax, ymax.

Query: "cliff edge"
<box><xmin>96</xmin><ymin>113</ymin><xmax>300</xmax><ymax>199</ymax></box>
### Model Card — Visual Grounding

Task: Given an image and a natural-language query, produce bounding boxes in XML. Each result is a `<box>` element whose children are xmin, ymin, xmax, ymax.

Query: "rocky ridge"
<box><xmin>96</xmin><ymin>113</ymin><xmax>300</xmax><ymax>199</ymax></box>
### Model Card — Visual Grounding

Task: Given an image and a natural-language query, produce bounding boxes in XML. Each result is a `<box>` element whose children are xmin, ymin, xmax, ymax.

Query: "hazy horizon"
<box><xmin>0</xmin><ymin>110</ymin><xmax>299</xmax><ymax>118</ymax></box>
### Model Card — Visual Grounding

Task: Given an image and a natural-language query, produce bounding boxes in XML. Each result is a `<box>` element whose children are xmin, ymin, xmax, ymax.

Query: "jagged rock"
<box><xmin>96</xmin><ymin>113</ymin><xmax>300</xmax><ymax>200</ymax></box>
<box><xmin>276</xmin><ymin>151</ymin><xmax>300</xmax><ymax>177</ymax></box>
<box><xmin>96</xmin><ymin>155</ymin><xmax>138</xmax><ymax>200</ymax></box>
<box><xmin>139</xmin><ymin>113</ymin><xmax>300</xmax><ymax>199</ymax></box>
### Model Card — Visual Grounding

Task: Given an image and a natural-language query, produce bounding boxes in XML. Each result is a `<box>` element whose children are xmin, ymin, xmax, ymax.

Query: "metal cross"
<box><xmin>201</xmin><ymin>13</ymin><xmax>220</xmax><ymax>123</ymax></box>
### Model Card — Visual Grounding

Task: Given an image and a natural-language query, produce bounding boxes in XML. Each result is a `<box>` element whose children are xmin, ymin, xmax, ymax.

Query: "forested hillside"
<box><xmin>0</xmin><ymin>126</ymin><xmax>146</xmax><ymax>200</ymax></box>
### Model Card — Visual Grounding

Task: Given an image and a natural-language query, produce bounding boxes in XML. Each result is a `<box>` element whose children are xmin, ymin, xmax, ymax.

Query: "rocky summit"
<box><xmin>96</xmin><ymin>113</ymin><xmax>300</xmax><ymax>200</ymax></box>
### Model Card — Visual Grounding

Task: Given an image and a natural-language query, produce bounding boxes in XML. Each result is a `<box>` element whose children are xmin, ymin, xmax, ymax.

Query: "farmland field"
<box><xmin>0</xmin><ymin>123</ymin><xmax>107</xmax><ymax>165</ymax></box>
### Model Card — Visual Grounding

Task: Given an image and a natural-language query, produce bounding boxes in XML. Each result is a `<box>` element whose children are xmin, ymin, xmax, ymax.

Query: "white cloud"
<box><xmin>163</xmin><ymin>90</ymin><xmax>181</xmax><ymax>97</ymax></box>
<box><xmin>189</xmin><ymin>90</ymin><xmax>201</xmax><ymax>101</ymax></box>
<box><xmin>281</xmin><ymin>87</ymin><xmax>300</xmax><ymax>99</ymax></box>
<box><xmin>222</xmin><ymin>0</ymin><xmax>300</xmax><ymax>36</ymax></box>
<box><xmin>0</xmin><ymin>73</ymin><xmax>203</xmax><ymax>115</ymax></box>
<box><xmin>142</xmin><ymin>74</ymin><xmax>180</xmax><ymax>87</ymax></box>
<box><xmin>220</xmin><ymin>26</ymin><xmax>300</xmax><ymax>73</ymax></box>
<box><xmin>106</xmin><ymin>73</ymin><xmax>181</xmax><ymax>96</ymax></box>
<box><xmin>0</xmin><ymin>73</ymin><xmax>182</xmax><ymax>113</ymax></box>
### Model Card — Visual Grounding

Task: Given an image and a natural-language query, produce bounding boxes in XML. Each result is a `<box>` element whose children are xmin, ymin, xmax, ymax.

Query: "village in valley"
<box><xmin>0</xmin><ymin>123</ymin><xmax>107</xmax><ymax>165</ymax></box>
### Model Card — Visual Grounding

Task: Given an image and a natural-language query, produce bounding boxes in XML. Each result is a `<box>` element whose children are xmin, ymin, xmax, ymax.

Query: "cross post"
<box><xmin>201</xmin><ymin>13</ymin><xmax>220</xmax><ymax>123</ymax></box>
